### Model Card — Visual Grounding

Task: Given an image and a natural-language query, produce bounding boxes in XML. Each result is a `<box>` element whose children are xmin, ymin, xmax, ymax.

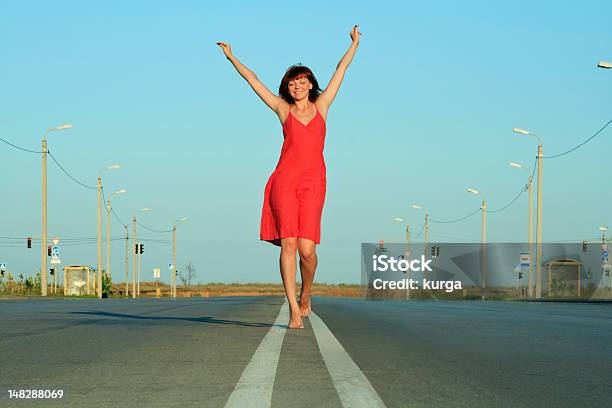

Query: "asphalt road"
<box><xmin>1</xmin><ymin>296</ymin><xmax>610</xmax><ymax>407</ymax></box>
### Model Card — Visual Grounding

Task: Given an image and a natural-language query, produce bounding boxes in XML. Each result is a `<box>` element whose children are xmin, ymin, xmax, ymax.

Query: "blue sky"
<box><xmin>1</xmin><ymin>0</ymin><xmax>611</xmax><ymax>284</ymax></box>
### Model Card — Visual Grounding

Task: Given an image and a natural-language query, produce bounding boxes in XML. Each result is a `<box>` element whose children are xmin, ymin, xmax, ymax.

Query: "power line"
<box><xmin>136</xmin><ymin>220</ymin><xmax>172</xmax><ymax>234</ymax></box>
<box><xmin>0</xmin><ymin>136</ymin><xmax>42</xmax><ymax>153</ymax></box>
<box><xmin>47</xmin><ymin>150</ymin><xmax>97</xmax><ymax>190</ymax></box>
<box><xmin>101</xmin><ymin>187</ymin><xmax>128</xmax><ymax>228</ymax></box>
<box><xmin>429</xmin><ymin>208</ymin><xmax>481</xmax><ymax>224</ymax></box>
<box><xmin>413</xmin><ymin>220</ymin><xmax>426</xmax><ymax>240</ymax></box>
<box><xmin>111</xmin><ymin>207</ymin><xmax>127</xmax><ymax>228</ymax></box>
<box><xmin>543</xmin><ymin>118</ymin><xmax>612</xmax><ymax>159</ymax></box>
<box><xmin>487</xmin><ymin>183</ymin><xmax>528</xmax><ymax>214</ymax></box>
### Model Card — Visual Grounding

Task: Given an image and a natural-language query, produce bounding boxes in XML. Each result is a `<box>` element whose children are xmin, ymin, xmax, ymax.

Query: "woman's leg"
<box><xmin>280</xmin><ymin>237</ymin><xmax>303</xmax><ymax>329</ymax></box>
<box><xmin>297</xmin><ymin>238</ymin><xmax>317</xmax><ymax>317</ymax></box>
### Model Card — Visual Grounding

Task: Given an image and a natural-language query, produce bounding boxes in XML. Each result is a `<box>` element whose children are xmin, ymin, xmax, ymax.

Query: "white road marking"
<box><xmin>310</xmin><ymin>311</ymin><xmax>387</xmax><ymax>408</ymax></box>
<box><xmin>224</xmin><ymin>300</ymin><xmax>288</xmax><ymax>408</ymax></box>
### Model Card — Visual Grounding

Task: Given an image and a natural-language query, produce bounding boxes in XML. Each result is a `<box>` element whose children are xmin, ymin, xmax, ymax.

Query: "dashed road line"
<box><xmin>224</xmin><ymin>300</ymin><xmax>288</xmax><ymax>408</ymax></box>
<box><xmin>310</xmin><ymin>311</ymin><xmax>387</xmax><ymax>408</ymax></box>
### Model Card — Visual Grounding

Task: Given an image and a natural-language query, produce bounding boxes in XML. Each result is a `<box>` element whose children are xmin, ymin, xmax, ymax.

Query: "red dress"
<box><xmin>260</xmin><ymin>104</ymin><xmax>327</xmax><ymax>246</ymax></box>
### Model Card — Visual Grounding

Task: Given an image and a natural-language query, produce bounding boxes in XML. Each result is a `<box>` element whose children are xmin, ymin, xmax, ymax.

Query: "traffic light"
<box><xmin>27</xmin><ymin>237</ymin><xmax>32</xmax><ymax>248</ymax></box>
<box><xmin>518</xmin><ymin>272</ymin><xmax>524</xmax><ymax>279</ymax></box>
<box><xmin>50</xmin><ymin>268</ymin><xmax>55</xmax><ymax>276</ymax></box>
<box><xmin>140</xmin><ymin>244</ymin><xmax>144</xmax><ymax>254</ymax></box>
<box><xmin>436</xmin><ymin>246</ymin><xmax>440</xmax><ymax>257</ymax></box>
<box><xmin>431</xmin><ymin>246</ymin><xmax>436</xmax><ymax>256</ymax></box>
<box><xmin>134</xmin><ymin>244</ymin><xmax>139</xmax><ymax>254</ymax></box>
<box><xmin>47</xmin><ymin>246</ymin><xmax>52</xmax><ymax>256</ymax></box>
<box><xmin>582</xmin><ymin>241</ymin><xmax>588</xmax><ymax>252</ymax></box>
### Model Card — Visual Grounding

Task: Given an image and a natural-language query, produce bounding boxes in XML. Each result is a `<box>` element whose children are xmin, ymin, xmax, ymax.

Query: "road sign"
<box><xmin>603</xmin><ymin>249</ymin><xmax>609</xmax><ymax>262</ymax></box>
<box><xmin>52</xmin><ymin>236</ymin><xmax>60</xmax><ymax>246</ymax></box>
<box><xmin>519</xmin><ymin>253</ymin><xmax>530</xmax><ymax>268</ymax></box>
<box><xmin>169</xmin><ymin>263</ymin><xmax>174</xmax><ymax>270</ymax></box>
<box><xmin>50</xmin><ymin>257</ymin><xmax>61</xmax><ymax>265</ymax></box>
<box><xmin>52</xmin><ymin>246</ymin><xmax>60</xmax><ymax>257</ymax></box>
<box><xmin>0</xmin><ymin>263</ymin><xmax>6</xmax><ymax>271</ymax></box>
<box><xmin>153</xmin><ymin>268</ymin><xmax>160</xmax><ymax>279</ymax></box>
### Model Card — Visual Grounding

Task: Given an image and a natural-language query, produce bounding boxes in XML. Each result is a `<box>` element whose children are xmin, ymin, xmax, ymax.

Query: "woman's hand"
<box><xmin>216</xmin><ymin>41</ymin><xmax>233</xmax><ymax>59</ymax></box>
<box><xmin>349</xmin><ymin>25</ymin><xmax>360</xmax><ymax>44</ymax></box>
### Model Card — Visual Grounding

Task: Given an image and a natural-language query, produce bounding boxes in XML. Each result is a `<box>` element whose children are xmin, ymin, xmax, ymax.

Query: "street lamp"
<box><xmin>600</xmin><ymin>226</ymin><xmax>608</xmax><ymax>242</ymax></box>
<box><xmin>97</xmin><ymin>164</ymin><xmax>120</xmax><ymax>298</ymax></box>
<box><xmin>393</xmin><ymin>217</ymin><xmax>410</xmax><ymax>246</ymax></box>
<box><xmin>411</xmin><ymin>204</ymin><xmax>429</xmax><ymax>244</ymax></box>
<box><xmin>395</xmin><ymin>216</ymin><xmax>411</xmax><ymax>300</ymax></box>
<box><xmin>41</xmin><ymin>123</ymin><xmax>73</xmax><ymax>296</ymax></box>
<box><xmin>466</xmin><ymin>189</ymin><xmax>486</xmax><ymax>243</ymax></box>
<box><xmin>171</xmin><ymin>217</ymin><xmax>189</xmax><ymax>298</ymax></box>
<box><xmin>513</xmin><ymin>127</ymin><xmax>543</xmax><ymax>298</ymax></box>
<box><xmin>597</xmin><ymin>61</ymin><xmax>612</xmax><ymax>69</ymax></box>
<box><xmin>510</xmin><ymin>161</ymin><xmax>534</xmax><ymax>297</ymax></box>
<box><xmin>132</xmin><ymin>207</ymin><xmax>151</xmax><ymax>298</ymax></box>
<box><xmin>467</xmin><ymin>188</ymin><xmax>487</xmax><ymax>300</ymax></box>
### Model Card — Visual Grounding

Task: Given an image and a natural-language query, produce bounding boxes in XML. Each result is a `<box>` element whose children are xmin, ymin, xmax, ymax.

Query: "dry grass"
<box><xmin>110</xmin><ymin>282</ymin><xmax>363</xmax><ymax>298</ymax></box>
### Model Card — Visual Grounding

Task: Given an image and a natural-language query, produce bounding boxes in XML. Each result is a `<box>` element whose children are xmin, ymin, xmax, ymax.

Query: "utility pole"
<box><xmin>106</xmin><ymin>199</ymin><xmax>111</xmax><ymax>282</ymax></box>
<box><xmin>481</xmin><ymin>200</ymin><xmax>487</xmax><ymax>300</ymax></box>
<box><xmin>535</xmin><ymin>144</ymin><xmax>543</xmax><ymax>299</ymax></box>
<box><xmin>137</xmin><ymin>240</ymin><xmax>141</xmax><ymax>297</ymax></box>
<box><xmin>40</xmin><ymin>124</ymin><xmax>72</xmax><ymax>296</ymax></box>
<box><xmin>172</xmin><ymin>224</ymin><xmax>177</xmax><ymax>298</ymax></box>
<box><xmin>97</xmin><ymin>177</ymin><xmax>102</xmax><ymax>298</ymax></box>
<box><xmin>132</xmin><ymin>216</ymin><xmax>137</xmax><ymax>299</ymax></box>
<box><xmin>124</xmin><ymin>225</ymin><xmax>129</xmax><ymax>297</ymax></box>
<box><xmin>405</xmin><ymin>225</ymin><xmax>411</xmax><ymax>300</ymax></box>
<box><xmin>41</xmin><ymin>138</ymin><xmax>48</xmax><ymax>296</ymax></box>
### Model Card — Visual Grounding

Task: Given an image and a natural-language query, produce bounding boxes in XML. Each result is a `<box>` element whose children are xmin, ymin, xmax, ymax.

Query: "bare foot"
<box><xmin>299</xmin><ymin>295</ymin><xmax>311</xmax><ymax>318</ymax></box>
<box><xmin>288</xmin><ymin>308</ymin><xmax>304</xmax><ymax>329</ymax></box>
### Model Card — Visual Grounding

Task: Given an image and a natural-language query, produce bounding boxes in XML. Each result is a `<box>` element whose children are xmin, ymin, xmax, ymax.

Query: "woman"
<box><xmin>217</xmin><ymin>26</ymin><xmax>360</xmax><ymax>329</ymax></box>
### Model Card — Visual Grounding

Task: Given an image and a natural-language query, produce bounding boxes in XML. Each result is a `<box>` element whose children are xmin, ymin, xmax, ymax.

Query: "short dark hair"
<box><xmin>278</xmin><ymin>64</ymin><xmax>321</xmax><ymax>104</ymax></box>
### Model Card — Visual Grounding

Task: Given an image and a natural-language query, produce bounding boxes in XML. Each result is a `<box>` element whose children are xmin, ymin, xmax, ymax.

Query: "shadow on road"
<box><xmin>70</xmin><ymin>310</ymin><xmax>280</xmax><ymax>328</ymax></box>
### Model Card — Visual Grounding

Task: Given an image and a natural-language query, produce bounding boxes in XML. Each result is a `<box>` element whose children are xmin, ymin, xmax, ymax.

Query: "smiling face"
<box><xmin>287</xmin><ymin>75</ymin><xmax>313</xmax><ymax>102</ymax></box>
<box><xmin>278</xmin><ymin>65</ymin><xmax>322</xmax><ymax>104</ymax></box>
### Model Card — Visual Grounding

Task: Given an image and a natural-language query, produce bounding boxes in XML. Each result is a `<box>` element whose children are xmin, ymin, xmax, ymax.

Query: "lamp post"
<box><xmin>132</xmin><ymin>207</ymin><xmax>150</xmax><ymax>298</ymax></box>
<box><xmin>597</xmin><ymin>61</ymin><xmax>612</xmax><ymax>69</ymax></box>
<box><xmin>124</xmin><ymin>224</ymin><xmax>129</xmax><ymax>297</ymax></box>
<box><xmin>411</xmin><ymin>205</ymin><xmax>428</xmax><ymax>244</ymax></box>
<box><xmin>601</xmin><ymin>226</ymin><xmax>610</xmax><ymax>293</ymax></box>
<box><xmin>395</xmin><ymin>217</ymin><xmax>411</xmax><ymax>299</ymax></box>
<box><xmin>172</xmin><ymin>217</ymin><xmax>188</xmax><ymax>298</ymax></box>
<box><xmin>97</xmin><ymin>164</ymin><xmax>120</xmax><ymax>298</ymax></box>
<box><xmin>510</xmin><ymin>162</ymin><xmax>534</xmax><ymax>297</ymax></box>
<box><xmin>513</xmin><ymin>128</ymin><xmax>543</xmax><ymax>298</ymax></box>
<box><xmin>468</xmin><ymin>188</ymin><xmax>486</xmax><ymax>299</ymax></box>
<box><xmin>412</xmin><ymin>204</ymin><xmax>430</xmax><ymax>283</ymax></box>
<box><xmin>41</xmin><ymin>124</ymin><xmax>73</xmax><ymax>296</ymax></box>
<box><xmin>132</xmin><ymin>215</ymin><xmax>137</xmax><ymax>299</ymax></box>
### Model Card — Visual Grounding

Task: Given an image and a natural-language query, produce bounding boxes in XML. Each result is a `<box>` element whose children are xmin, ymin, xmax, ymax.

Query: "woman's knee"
<box><xmin>297</xmin><ymin>240</ymin><xmax>317</xmax><ymax>262</ymax></box>
<box><xmin>280</xmin><ymin>237</ymin><xmax>298</xmax><ymax>255</ymax></box>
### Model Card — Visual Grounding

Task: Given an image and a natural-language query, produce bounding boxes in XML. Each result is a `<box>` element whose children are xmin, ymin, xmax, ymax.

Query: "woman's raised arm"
<box><xmin>217</xmin><ymin>42</ymin><xmax>287</xmax><ymax>114</ymax></box>
<box><xmin>317</xmin><ymin>26</ymin><xmax>360</xmax><ymax>115</ymax></box>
